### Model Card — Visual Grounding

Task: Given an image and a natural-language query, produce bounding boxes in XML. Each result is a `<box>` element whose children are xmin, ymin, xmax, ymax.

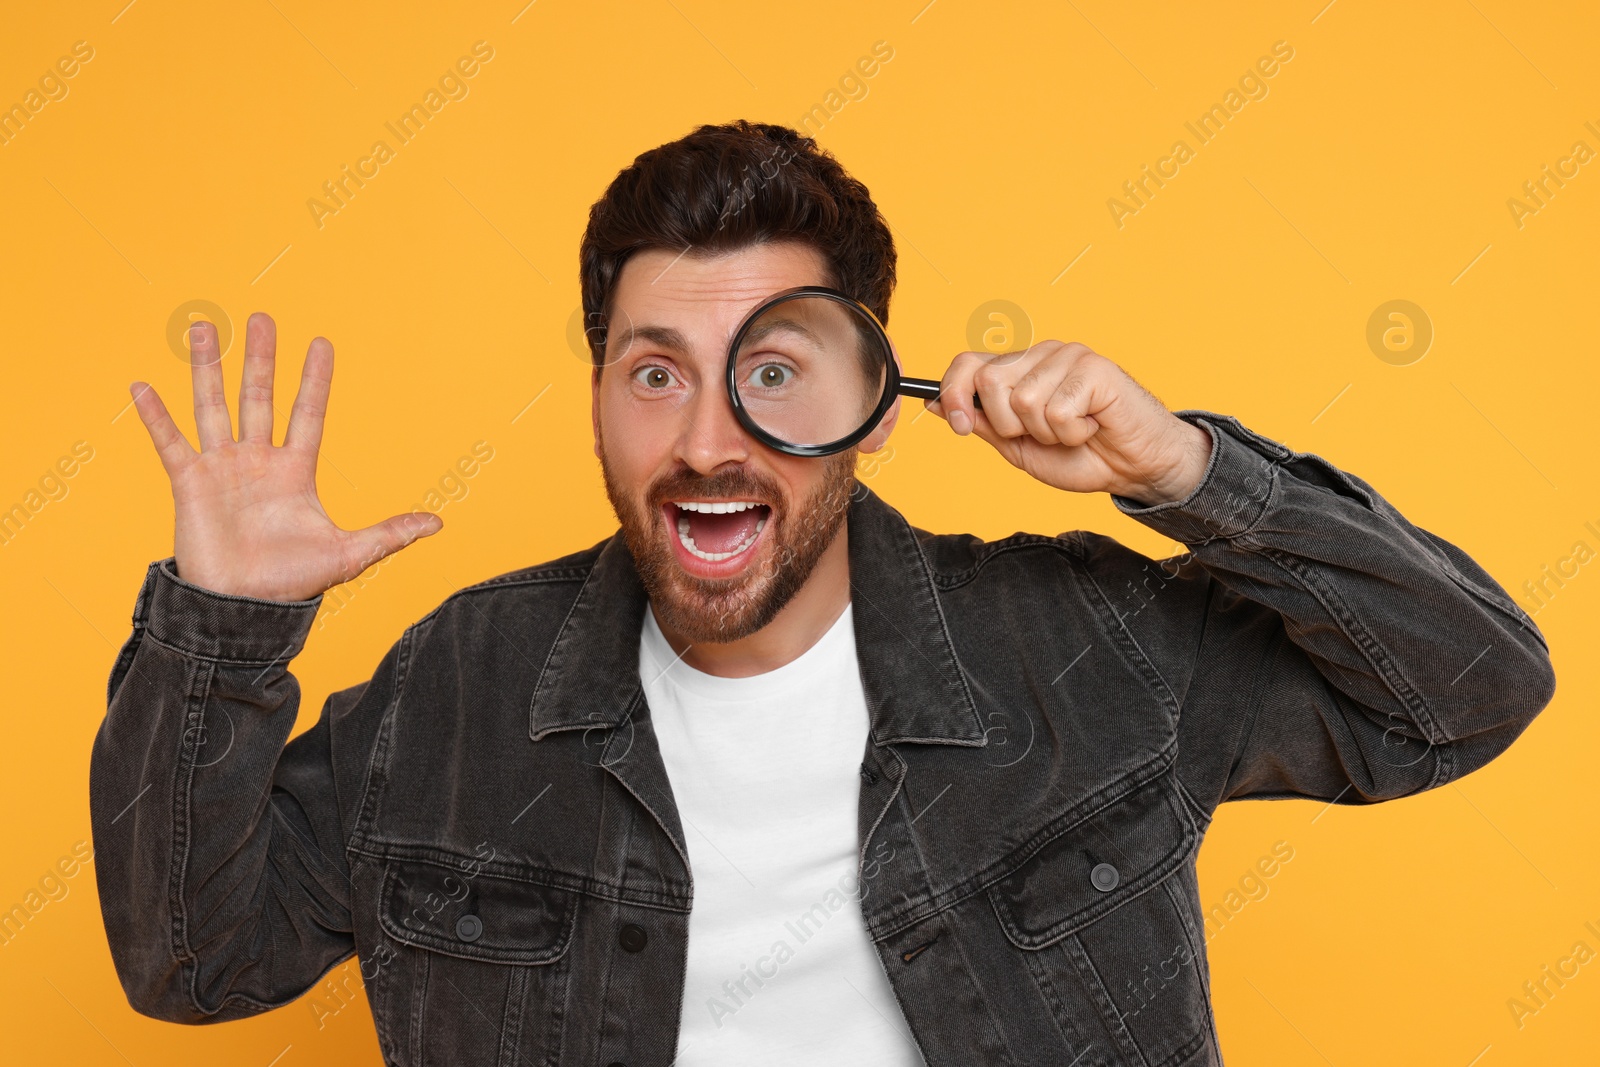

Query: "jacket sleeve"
<box><xmin>88</xmin><ymin>557</ymin><xmax>398</xmax><ymax>1023</ymax></box>
<box><xmin>1103</xmin><ymin>409</ymin><xmax>1557</xmax><ymax>814</ymax></box>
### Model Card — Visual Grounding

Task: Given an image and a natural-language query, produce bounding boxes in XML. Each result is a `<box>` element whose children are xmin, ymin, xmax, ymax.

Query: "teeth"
<box><xmin>673</xmin><ymin>500</ymin><xmax>763</xmax><ymax>514</ymax></box>
<box><xmin>674</xmin><ymin>511</ymin><xmax>769</xmax><ymax>562</ymax></box>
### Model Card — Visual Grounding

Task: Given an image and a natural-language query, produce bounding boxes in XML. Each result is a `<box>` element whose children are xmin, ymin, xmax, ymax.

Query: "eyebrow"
<box><xmin>613</xmin><ymin>317</ymin><xmax>825</xmax><ymax>357</ymax></box>
<box><xmin>738</xmin><ymin>316</ymin><xmax>824</xmax><ymax>351</ymax></box>
<box><xmin>613</xmin><ymin>323</ymin><xmax>691</xmax><ymax>356</ymax></box>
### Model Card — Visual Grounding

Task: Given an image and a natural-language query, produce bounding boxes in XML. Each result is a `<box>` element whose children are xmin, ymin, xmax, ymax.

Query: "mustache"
<box><xmin>647</xmin><ymin>467</ymin><xmax>783</xmax><ymax>508</ymax></box>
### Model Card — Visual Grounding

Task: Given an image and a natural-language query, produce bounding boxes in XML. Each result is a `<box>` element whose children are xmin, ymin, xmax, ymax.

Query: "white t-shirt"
<box><xmin>639</xmin><ymin>602</ymin><xmax>925</xmax><ymax>1066</ymax></box>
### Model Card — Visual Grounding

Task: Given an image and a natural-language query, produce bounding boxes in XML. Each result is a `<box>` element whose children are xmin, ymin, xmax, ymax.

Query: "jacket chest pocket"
<box><xmin>370</xmin><ymin>853</ymin><xmax>578</xmax><ymax>1067</ymax></box>
<box><xmin>986</xmin><ymin>774</ymin><xmax>1213</xmax><ymax>1067</ymax></box>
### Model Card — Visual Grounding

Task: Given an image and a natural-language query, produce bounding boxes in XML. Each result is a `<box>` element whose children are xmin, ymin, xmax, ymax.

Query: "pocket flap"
<box><xmin>379</xmin><ymin>854</ymin><xmax>578</xmax><ymax>965</ymax></box>
<box><xmin>987</xmin><ymin>774</ymin><xmax>1197</xmax><ymax>950</ymax></box>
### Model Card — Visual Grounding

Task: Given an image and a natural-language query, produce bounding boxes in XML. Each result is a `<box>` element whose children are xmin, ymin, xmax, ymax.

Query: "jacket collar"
<box><xmin>529</xmin><ymin>480</ymin><xmax>987</xmax><ymax>747</ymax></box>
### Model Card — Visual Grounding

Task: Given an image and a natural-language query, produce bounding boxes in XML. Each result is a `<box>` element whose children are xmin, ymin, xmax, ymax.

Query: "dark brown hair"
<box><xmin>578</xmin><ymin>120</ymin><xmax>897</xmax><ymax>369</ymax></box>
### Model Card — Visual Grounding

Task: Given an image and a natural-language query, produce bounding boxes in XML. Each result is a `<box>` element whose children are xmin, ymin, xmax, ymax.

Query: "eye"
<box><xmin>633</xmin><ymin>365</ymin><xmax>679</xmax><ymax>389</ymax></box>
<box><xmin>747</xmin><ymin>362</ymin><xmax>793</xmax><ymax>388</ymax></box>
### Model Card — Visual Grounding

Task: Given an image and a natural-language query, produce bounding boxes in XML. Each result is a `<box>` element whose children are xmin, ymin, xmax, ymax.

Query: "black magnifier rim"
<box><xmin>725</xmin><ymin>285</ymin><xmax>899</xmax><ymax>458</ymax></box>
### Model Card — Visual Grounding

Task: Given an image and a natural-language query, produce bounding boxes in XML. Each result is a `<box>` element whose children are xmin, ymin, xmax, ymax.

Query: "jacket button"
<box><xmin>618</xmin><ymin>923</ymin><xmax>648</xmax><ymax>953</ymax></box>
<box><xmin>1090</xmin><ymin>863</ymin><xmax>1120</xmax><ymax>892</ymax></box>
<box><xmin>455</xmin><ymin>914</ymin><xmax>483</xmax><ymax>942</ymax></box>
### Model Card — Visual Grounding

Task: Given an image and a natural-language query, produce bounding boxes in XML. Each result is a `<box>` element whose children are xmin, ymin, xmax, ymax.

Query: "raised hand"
<box><xmin>924</xmin><ymin>341</ymin><xmax>1213</xmax><ymax>506</ymax></box>
<box><xmin>129</xmin><ymin>312</ymin><xmax>441</xmax><ymax>603</ymax></box>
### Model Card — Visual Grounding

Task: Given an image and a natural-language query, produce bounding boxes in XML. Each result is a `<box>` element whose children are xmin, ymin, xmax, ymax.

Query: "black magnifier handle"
<box><xmin>897</xmin><ymin>375</ymin><xmax>983</xmax><ymax>410</ymax></box>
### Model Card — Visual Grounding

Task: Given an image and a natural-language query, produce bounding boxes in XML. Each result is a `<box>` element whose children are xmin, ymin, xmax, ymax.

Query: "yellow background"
<box><xmin>2</xmin><ymin>1</ymin><xmax>1596</xmax><ymax>1062</ymax></box>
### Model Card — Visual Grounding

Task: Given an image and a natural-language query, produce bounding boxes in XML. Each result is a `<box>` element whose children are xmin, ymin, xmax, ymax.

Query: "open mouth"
<box><xmin>660</xmin><ymin>499</ymin><xmax>772</xmax><ymax>570</ymax></box>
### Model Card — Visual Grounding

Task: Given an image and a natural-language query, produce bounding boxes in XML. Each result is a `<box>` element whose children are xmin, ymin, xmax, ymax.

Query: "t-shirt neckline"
<box><xmin>639</xmin><ymin>600</ymin><xmax>855</xmax><ymax>703</ymax></box>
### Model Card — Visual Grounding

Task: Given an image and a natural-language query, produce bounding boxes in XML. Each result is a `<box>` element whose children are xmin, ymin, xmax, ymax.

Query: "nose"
<box><xmin>672</xmin><ymin>375</ymin><xmax>753</xmax><ymax>475</ymax></box>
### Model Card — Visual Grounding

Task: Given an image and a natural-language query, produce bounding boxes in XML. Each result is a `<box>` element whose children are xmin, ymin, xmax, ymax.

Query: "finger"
<box><xmin>970</xmin><ymin>349</ymin><xmax>1039</xmax><ymax>440</ymax></box>
<box><xmin>1008</xmin><ymin>346</ymin><xmax>1081</xmax><ymax>446</ymax></box>
<box><xmin>188</xmin><ymin>321</ymin><xmax>233</xmax><ymax>449</ymax></box>
<box><xmin>1042</xmin><ymin>366</ymin><xmax>1106</xmax><ymax>448</ymax></box>
<box><xmin>285</xmin><ymin>336</ymin><xmax>333</xmax><ymax>453</ymax></box>
<box><xmin>937</xmin><ymin>352</ymin><xmax>987</xmax><ymax>435</ymax></box>
<box><xmin>129</xmin><ymin>381</ymin><xmax>197</xmax><ymax>473</ymax></box>
<box><xmin>968</xmin><ymin>403</ymin><xmax>1103</xmax><ymax>488</ymax></box>
<box><xmin>237</xmin><ymin>312</ymin><xmax>277</xmax><ymax>444</ymax></box>
<box><xmin>345</xmin><ymin>512</ymin><xmax>443</xmax><ymax>578</ymax></box>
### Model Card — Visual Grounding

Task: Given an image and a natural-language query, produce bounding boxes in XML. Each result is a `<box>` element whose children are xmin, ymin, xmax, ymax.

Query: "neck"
<box><xmin>651</xmin><ymin>519</ymin><xmax>851</xmax><ymax>678</ymax></box>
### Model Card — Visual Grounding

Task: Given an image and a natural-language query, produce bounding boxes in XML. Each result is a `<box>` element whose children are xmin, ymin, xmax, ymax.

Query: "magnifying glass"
<box><xmin>725</xmin><ymin>285</ymin><xmax>978</xmax><ymax>458</ymax></box>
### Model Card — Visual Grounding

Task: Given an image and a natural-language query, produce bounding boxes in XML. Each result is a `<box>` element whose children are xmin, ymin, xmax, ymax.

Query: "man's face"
<box><xmin>591</xmin><ymin>240</ymin><xmax>896</xmax><ymax>645</ymax></box>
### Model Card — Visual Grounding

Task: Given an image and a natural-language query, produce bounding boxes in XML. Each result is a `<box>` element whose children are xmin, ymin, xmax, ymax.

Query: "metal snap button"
<box><xmin>455</xmin><ymin>913</ymin><xmax>483</xmax><ymax>942</ymax></box>
<box><xmin>618</xmin><ymin>923</ymin><xmax>648</xmax><ymax>953</ymax></box>
<box><xmin>1090</xmin><ymin>862</ymin><xmax>1119</xmax><ymax>892</ymax></box>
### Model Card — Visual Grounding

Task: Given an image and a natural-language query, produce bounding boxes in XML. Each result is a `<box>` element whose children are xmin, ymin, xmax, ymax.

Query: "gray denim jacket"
<box><xmin>89</xmin><ymin>410</ymin><xmax>1556</xmax><ymax>1066</ymax></box>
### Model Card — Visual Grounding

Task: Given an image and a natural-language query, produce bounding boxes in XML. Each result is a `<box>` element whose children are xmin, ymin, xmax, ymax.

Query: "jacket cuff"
<box><xmin>140</xmin><ymin>557</ymin><xmax>322</xmax><ymax>664</ymax></box>
<box><xmin>1110</xmin><ymin>410</ymin><xmax>1291</xmax><ymax>545</ymax></box>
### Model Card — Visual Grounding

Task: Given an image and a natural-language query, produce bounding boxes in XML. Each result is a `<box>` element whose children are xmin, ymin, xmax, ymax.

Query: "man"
<box><xmin>91</xmin><ymin>121</ymin><xmax>1555</xmax><ymax>1066</ymax></box>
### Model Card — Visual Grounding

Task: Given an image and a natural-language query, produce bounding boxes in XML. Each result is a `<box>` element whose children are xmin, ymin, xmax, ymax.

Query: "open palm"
<box><xmin>130</xmin><ymin>313</ymin><xmax>441</xmax><ymax>603</ymax></box>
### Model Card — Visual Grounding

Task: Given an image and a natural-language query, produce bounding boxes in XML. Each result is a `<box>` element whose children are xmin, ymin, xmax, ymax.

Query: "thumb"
<box><xmin>963</xmin><ymin>409</ymin><xmax>1027</xmax><ymax>470</ymax></box>
<box><xmin>349</xmin><ymin>511</ymin><xmax>443</xmax><ymax>570</ymax></box>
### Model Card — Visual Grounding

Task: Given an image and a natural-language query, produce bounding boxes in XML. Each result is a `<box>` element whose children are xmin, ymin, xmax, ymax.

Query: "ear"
<box><xmin>590</xmin><ymin>365</ymin><xmax>603</xmax><ymax>460</ymax></box>
<box><xmin>859</xmin><ymin>332</ymin><xmax>905</xmax><ymax>453</ymax></box>
<box><xmin>860</xmin><ymin>395</ymin><xmax>900</xmax><ymax>453</ymax></box>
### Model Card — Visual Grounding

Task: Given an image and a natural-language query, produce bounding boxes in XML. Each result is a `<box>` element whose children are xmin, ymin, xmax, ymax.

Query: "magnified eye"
<box><xmin>634</xmin><ymin>365</ymin><xmax>678</xmax><ymax>389</ymax></box>
<box><xmin>747</xmin><ymin>362</ymin><xmax>793</xmax><ymax>388</ymax></box>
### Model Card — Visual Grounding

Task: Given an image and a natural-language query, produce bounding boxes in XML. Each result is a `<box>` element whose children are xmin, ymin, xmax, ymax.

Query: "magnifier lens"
<box><xmin>730</xmin><ymin>294</ymin><xmax>891</xmax><ymax>452</ymax></box>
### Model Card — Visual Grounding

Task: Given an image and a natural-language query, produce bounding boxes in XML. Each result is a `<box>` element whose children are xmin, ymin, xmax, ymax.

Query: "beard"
<box><xmin>599</xmin><ymin>436</ymin><xmax>857</xmax><ymax>645</ymax></box>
